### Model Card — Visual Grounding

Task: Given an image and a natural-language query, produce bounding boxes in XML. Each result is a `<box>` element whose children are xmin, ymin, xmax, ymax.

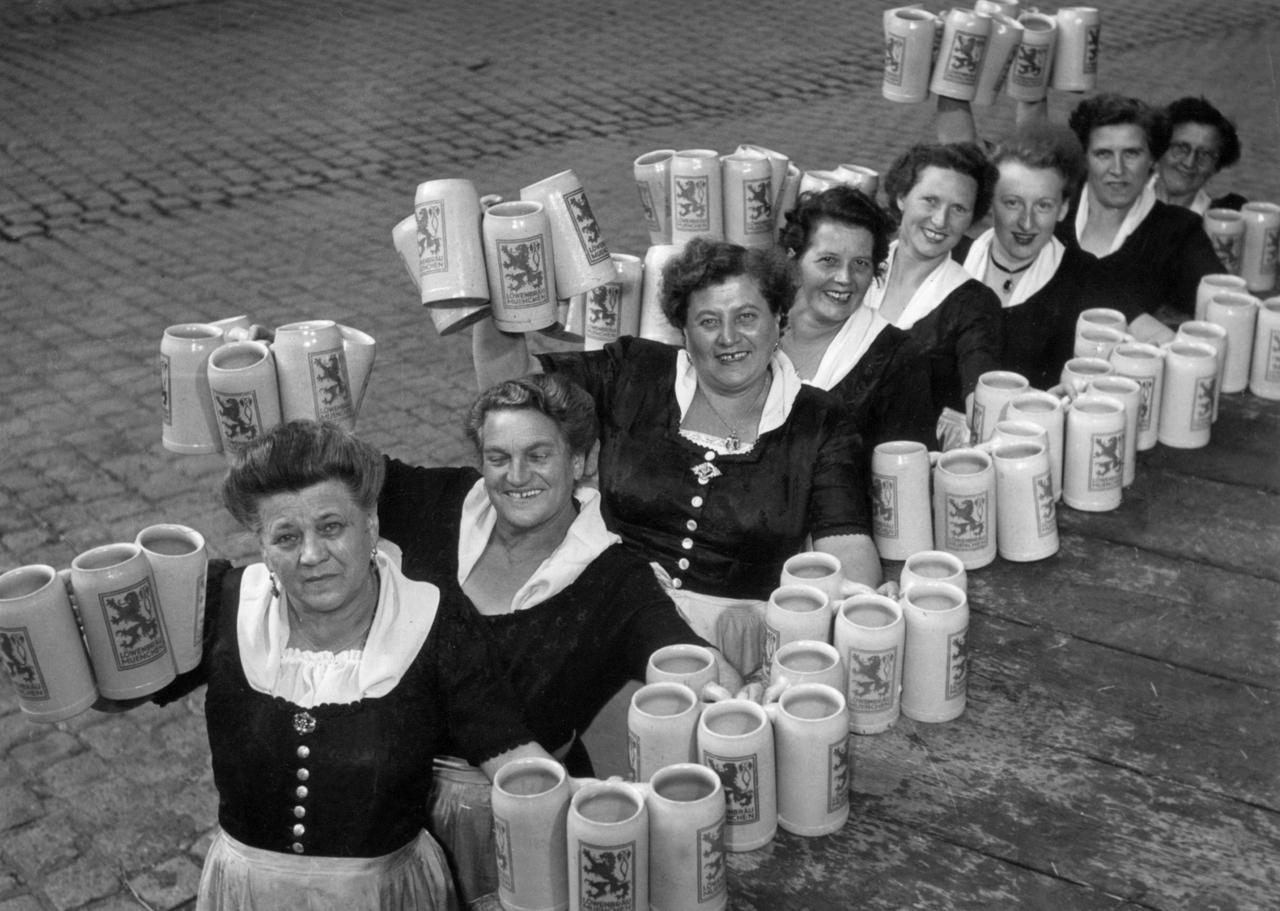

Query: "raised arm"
<box><xmin>472</xmin><ymin>316</ymin><xmax>541</xmax><ymax>390</ymax></box>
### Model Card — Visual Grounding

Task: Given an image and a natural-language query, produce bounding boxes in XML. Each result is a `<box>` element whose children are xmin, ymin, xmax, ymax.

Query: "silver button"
<box><xmin>685</xmin><ymin>519</ymin><xmax>697</xmax><ymax>532</ymax></box>
<box><xmin>296</xmin><ymin>786</ymin><xmax>308</xmax><ymax>799</ymax></box>
<box><xmin>697</xmin><ymin>477</ymin><xmax>709</xmax><ymax>486</ymax></box>
<box><xmin>704</xmin><ymin>451</ymin><xmax>716</xmax><ymax>461</ymax></box>
<box><xmin>671</xmin><ymin>578</ymin><xmax>683</xmax><ymax>589</ymax></box>
<box><xmin>291</xmin><ymin>842</ymin><xmax>304</xmax><ymax>854</ymax></box>
<box><xmin>297</xmin><ymin>745</ymin><xmax>310</xmax><ymax>759</ymax></box>
<box><xmin>294</xmin><ymin>806</ymin><xmax>306</xmax><ymax>819</ymax></box>
<box><xmin>678</xmin><ymin>558</ymin><xmax>690</xmax><ymax>570</ymax></box>
<box><xmin>691</xmin><ymin>496</ymin><xmax>703</xmax><ymax>508</ymax></box>
<box><xmin>293</xmin><ymin>824</ymin><xmax>306</xmax><ymax>837</ymax></box>
<box><xmin>297</xmin><ymin>768</ymin><xmax>310</xmax><ymax>781</ymax></box>
<box><xmin>681</xmin><ymin>537</ymin><xmax>693</xmax><ymax>549</ymax></box>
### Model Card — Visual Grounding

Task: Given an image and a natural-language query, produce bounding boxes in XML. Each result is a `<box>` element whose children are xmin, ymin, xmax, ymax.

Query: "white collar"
<box><xmin>674</xmin><ymin>347</ymin><xmax>803</xmax><ymax>436</ymax></box>
<box><xmin>862</xmin><ymin>241</ymin><xmax>972</xmax><ymax>330</ymax></box>
<box><xmin>457</xmin><ymin>480</ymin><xmax>620</xmax><ymax>612</ymax></box>
<box><xmin>804</xmin><ymin>305</ymin><xmax>889</xmax><ymax>390</ymax></box>
<box><xmin>1075</xmin><ymin>181</ymin><xmax>1157</xmax><ymax>256</ymax></box>
<box><xmin>961</xmin><ymin>228</ymin><xmax>1065</xmax><ymax>309</ymax></box>
<box><xmin>1150</xmin><ymin>173</ymin><xmax>1213</xmax><ymax>215</ymax></box>
<box><xmin>237</xmin><ymin>553</ymin><xmax>437</xmax><ymax>702</ymax></box>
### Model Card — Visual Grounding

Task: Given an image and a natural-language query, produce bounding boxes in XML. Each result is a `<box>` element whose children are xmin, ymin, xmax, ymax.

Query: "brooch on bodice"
<box><xmin>293</xmin><ymin>711</ymin><xmax>316</xmax><ymax>735</ymax></box>
<box><xmin>690</xmin><ymin>461</ymin><xmax>723</xmax><ymax>484</ymax></box>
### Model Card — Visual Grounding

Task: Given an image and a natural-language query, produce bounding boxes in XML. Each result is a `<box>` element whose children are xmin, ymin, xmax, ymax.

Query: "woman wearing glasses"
<box><xmin>1152</xmin><ymin>96</ymin><xmax>1245</xmax><ymax>213</ymax></box>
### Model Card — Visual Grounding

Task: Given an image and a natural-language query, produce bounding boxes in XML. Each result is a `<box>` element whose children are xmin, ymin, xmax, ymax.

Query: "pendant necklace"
<box><xmin>698</xmin><ymin>376</ymin><xmax>770</xmax><ymax>453</ymax></box>
<box><xmin>989</xmin><ymin>252</ymin><xmax>1033</xmax><ymax>294</ymax></box>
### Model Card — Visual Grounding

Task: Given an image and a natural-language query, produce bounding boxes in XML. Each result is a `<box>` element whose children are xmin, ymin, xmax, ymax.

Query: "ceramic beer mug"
<box><xmin>834</xmin><ymin>594</ymin><xmax>905</xmax><ymax>734</ymax></box>
<box><xmin>987</xmin><ymin>418</ymin><xmax>1049</xmax><ymax>455</ymax></box>
<box><xmin>900</xmin><ymin>581</ymin><xmax>969</xmax><ymax>723</ymax></box>
<box><xmin>1003</xmin><ymin>390</ymin><xmax>1066</xmax><ymax>500</ymax></box>
<box><xmin>1062</xmin><ymin>393</ymin><xmax>1125</xmax><ymax>511</ymax></box>
<box><xmin>931</xmin><ymin>448</ymin><xmax>997</xmax><ymax>570</ymax></box>
<box><xmin>734</xmin><ymin>145</ymin><xmax>791</xmax><ymax>231</ymax></box>
<box><xmin>1006</xmin><ymin>12</ymin><xmax>1056</xmax><ymax>103</ymax></box>
<box><xmin>797</xmin><ymin>169</ymin><xmax>842</xmax><ymax>196</ymax></box>
<box><xmin>583</xmin><ymin>254</ymin><xmax>643</xmax><ymax>351</ymax></box>
<box><xmin>991</xmin><ymin>440</ymin><xmax>1058</xmax><ymax>562</ymax></box>
<box><xmin>1158</xmin><ymin>340</ymin><xmax>1217</xmax><ymax>449</ymax></box>
<box><xmin>774</xmin><ymin>162</ymin><xmax>804</xmax><ymax>229</ymax></box>
<box><xmin>638</xmin><ymin>244</ymin><xmax>684</xmax><ymax>346</ymax></box>
<box><xmin>1051</xmin><ymin>7</ymin><xmax>1100</xmax><ymax>92</ymax></box>
<box><xmin>1108</xmin><ymin>341</ymin><xmax>1166</xmax><ymax>452</ymax></box>
<box><xmin>337</xmin><ymin>324</ymin><xmax>376</xmax><ymax>418</ymax></box>
<box><xmin>1085</xmin><ymin>376</ymin><xmax>1141</xmax><ymax>487</ymax></box>
<box><xmin>1195</xmin><ymin>273</ymin><xmax>1249</xmax><ymax>322</ymax></box>
<box><xmin>160</xmin><ymin>322</ymin><xmax>224</xmax><ymax>454</ymax></box>
<box><xmin>1074</xmin><ymin>324</ymin><xmax>1127</xmax><ymax>361</ymax></box>
<box><xmin>831</xmin><ymin>164</ymin><xmax>880</xmax><ymax>200</ymax></box>
<box><xmin>391</xmin><ymin>213</ymin><xmax>489</xmax><ymax>336</ymax></box>
<box><xmin>634</xmin><ymin>149</ymin><xmax>676</xmax><ymax>246</ymax></box>
<box><xmin>696</xmin><ymin>698</ymin><xmax>776</xmax><ymax>851</ymax></box>
<box><xmin>134</xmin><ymin>523</ymin><xmax>207</xmax><ymax>675</ymax></box>
<box><xmin>0</xmin><ymin>564</ymin><xmax>99</xmax><ymax>723</ymax></box>
<box><xmin>1175</xmin><ymin>321</ymin><xmax>1228</xmax><ymax>422</ymax></box>
<box><xmin>483</xmin><ymin>201</ymin><xmax>559</xmax><ymax>333</ymax></box>
<box><xmin>871</xmin><ymin>440</ymin><xmax>934</xmax><ymax>560</ymax></box>
<box><xmin>520</xmin><ymin>169</ymin><xmax>615</xmax><ymax>299</ymax></box>
<box><xmin>1249</xmin><ymin>298</ymin><xmax>1280</xmax><ymax>400</ymax></box>
<box><xmin>646</xmin><ymin>643</ymin><xmax>719</xmax><ymax>700</ymax></box>
<box><xmin>721</xmin><ymin>151</ymin><xmax>774</xmax><ymax>249</ymax></box>
<box><xmin>206</xmin><ymin>340</ymin><xmax>282</xmax><ymax>456</ymax></box>
<box><xmin>764</xmin><ymin>585</ymin><xmax>831</xmax><ymax>681</ymax></box>
<box><xmin>1207</xmin><ymin>291</ymin><xmax>1260</xmax><ymax>393</ymax></box>
<box><xmin>769</xmin><ymin>639</ymin><xmax>845</xmax><ymax>694</ymax></box>
<box><xmin>670</xmin><ymin>149</ymin><xmax>724</xmax><ymax>244</ymax></box>
<box><xmin>882</xmin><ymin>6</ymin><xmax>941</xmax><ymax>104</ymax></box>
<box><xmin>929</xmin><ymin>7</ymin><xmax>991</xmax><ymax>101</ymax></box>
<box><xmin>63</xmin><ymin>542</ymin><xmax>176</xmax><ymax>699</ymax></box>
<box><xmin>646</xmin><ymin>763</ymin><xmax>728</xmax><ymax>911</ymax></box>
<box><xmin>1202</xmin><ymin>211</ymin><xmax>1246</xmax><ymax>280</ymax></box>
<box><xmin>972</xmin><ymin>371</ymin><xmax>1029</xmax><ymax>443</ymax></box>
<box><xmin>765</xmin><ymin>683</ymin><xmax>851</xmax><ymax>836</ymax></box>
<box><xmin>412</xmin><ymin>178</ymin><xmax>489</xmax><ymax>307</ymax></box>
<box><xmin>491</xmin><ymin>756</ymin><xmax>571</xmax><ymax>911</ymax></box>
<box><xmin>1076</xmin><ymin>306</ymin><xmax>1128</xmax><ymax>336</ymax></box>
<box><xmin>970</xmin><ymin>12</ymin><xmax>1022</xmax><ymax>106</ymax></box>
<box><xmin>627</xmin><ymin>681</ymin><xmax>701</xmax><ymax>783</ymax></box>
<box><xmin>567</xmin><ymin>781</ymin><xmax>648</xmax><ymax>911</ymax></box>
<box><xmin>271</xmin><ymin>319</ymin><xmax>369</xmax><ymax>431</ymax></box>
<box><xmin>1059</xmin><ymin>356</ymin><xmax>1114</xmax><ymax>396</ymax></box>
<box><xmin>778</xmin><ymin>551</ymin><xmax>844</xmax><ymax>608</ymax></box>
<box><xmin>900</xmin><ymin>550</ymin><xmax>967</xmax><ymax>597</ymax></box>
<box><xmin>1239</xmin><ymin>201</ymin><xmax>1280</xmax><ymax>294</ymax></box>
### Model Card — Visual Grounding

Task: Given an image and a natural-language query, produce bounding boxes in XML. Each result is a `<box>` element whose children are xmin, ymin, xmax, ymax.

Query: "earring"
<box><xmin>268</xmin><ymin>572</ymin><xmax>280</xmax><ymax>599</ymax></box>
<box><xmin>370</xmin><ymin>546</ymin><xmax>378</xmax><ymax>562</ymax></box>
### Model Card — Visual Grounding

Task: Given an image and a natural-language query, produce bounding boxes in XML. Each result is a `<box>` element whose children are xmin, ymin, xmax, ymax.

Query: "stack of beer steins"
<box><xmin>159</xmin><ymin>315</ymin><xmax>376</xmax><ymax>459</ymax></box>
<box><xmin>881</xmin><ymin>3</ymin><xmax>1100</xmax><ymax>108</ymax></box>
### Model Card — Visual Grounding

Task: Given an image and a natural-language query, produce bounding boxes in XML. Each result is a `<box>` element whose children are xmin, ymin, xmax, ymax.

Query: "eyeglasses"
<box><xmin>1167</xmin><ymin>141</ymin><xmax>1220</xmax><ymax>168</ymax></box>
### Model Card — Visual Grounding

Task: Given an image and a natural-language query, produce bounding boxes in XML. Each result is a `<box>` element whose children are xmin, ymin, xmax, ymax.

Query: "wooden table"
<box><xmin>724</xmin><ymin>391</ymin><xmax>1280</xmax><ymax>910</ymax></box>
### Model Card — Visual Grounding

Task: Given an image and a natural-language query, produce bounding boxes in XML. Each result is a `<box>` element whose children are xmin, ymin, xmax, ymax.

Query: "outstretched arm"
<box><xmin>936</xmin><ymin>97</ymin><xmax>979</xmax><ymax>145</ymax></box>
<box><xmin>472</xmin><ymin>317</ymin><xmax>541</xmax><ymax>391</ymax></box>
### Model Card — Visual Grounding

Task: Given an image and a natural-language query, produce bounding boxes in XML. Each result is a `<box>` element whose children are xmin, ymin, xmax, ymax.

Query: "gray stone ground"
<box><xmin>1</xmin><ymin>1</ymin><xmax>1278</xmax><ymax>907</ymax></box>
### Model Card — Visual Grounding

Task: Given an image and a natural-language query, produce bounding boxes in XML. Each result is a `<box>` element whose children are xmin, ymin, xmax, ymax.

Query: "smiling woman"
<box><xmin>375</xmin><ymin>373</ymin><xmax>735</xmax><ymax>906</ymax></box>
<box><xmin>472</xmin><ymin>238</ymin><xmax>884</xmax><ymax>680</ymax></box>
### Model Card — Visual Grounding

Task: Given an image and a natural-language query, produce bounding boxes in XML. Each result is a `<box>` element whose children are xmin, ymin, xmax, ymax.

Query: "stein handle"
<box><xmin>762</xmin><ymin>678</ymin><xmax>790</xmax><ymax>705</ymax></box>
<box><xmin>701</xmin><ymin>682</ymin><xmax>735</xmax><ymax>703</ymax></box>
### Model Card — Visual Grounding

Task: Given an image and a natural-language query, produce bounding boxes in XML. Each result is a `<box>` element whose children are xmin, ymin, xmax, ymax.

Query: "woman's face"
<box><xmin>257</xmin><ymin>479</ymin><xmax>378</xmax><ymax>617</ymax></box>
<box><xmin>479</xmin><ymin>408</ymin><xmax>584</xmax><ymax>535</ymax></box>
<box><xmin>683</xmin><ymin>274</ymin><xmax>781</xmax><ymax>397</ymax></box>
<box><xmin>991</xmin><ymin>161</ymin><xmax>1070</xmax><ymax>264</ymax></box>
<box><xmin>896</xmin><ymin>166</ymin><xmax>978</xmax><ymax>262</ymax></box>
<box><xmin>794</xmin><ymin>220</ymin><xmax>877</xmax><ymax>326</ymax></box>
<box><xmin>1157</xmin><ymin>122</ymin><xmax>1223</xmax><ymax>200</ymax></box>
<box><xmin>1085</xmin><ymin>123</ymin><xmax>1155</xmax><ymax>211</ymax></box>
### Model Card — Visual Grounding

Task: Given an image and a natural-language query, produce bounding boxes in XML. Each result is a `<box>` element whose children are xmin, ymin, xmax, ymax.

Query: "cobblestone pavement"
<box><xmin>2</xmin><ymin>1</ymin><xmax>1278</xmax><ymax>908</ymax></box>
